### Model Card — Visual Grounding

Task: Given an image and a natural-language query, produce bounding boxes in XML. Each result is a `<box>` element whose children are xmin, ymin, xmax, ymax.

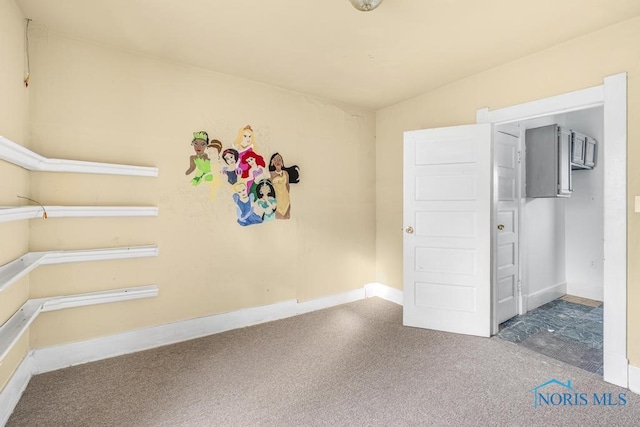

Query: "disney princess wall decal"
<box><xmin>233</xmin><ymin>125</ymin><xmax>257</xmax><ymax>157</ymax></box>
<box><xmin>254</xmin><ymin>179</ymin><xmax>277</xmax><ymax>222</ymax></box>
<box><xmin>268</xmin><ymin>152</ymin><xmax>300</xmax><ymax>220</ymax></box>
<box><xmin>185</xmin><ymin>131</ymin><xmax>222</xmax><ymax>186</ymax></box>
<box><xmin>232</xmin><ymin>182</ymin><xmax>263</xmax><ymax>226</ymax></box>
<box><xmin>185</xmin><ymin>130</ymin><xmax>224</xmax><ymax>200</ymax></box>
<box><xmin>184</xmin><ymin>125</ymin><xmax>301</xmax><ymax>226</ymax></box>
<box><xmin>221</xmin><ymin>148</ymin><xmax>242</xmax><ymax>185</ymax></box>
<box><xmin>240</xmin><ymin>151</ymin><xmax>270</xmax><ymax>196</ymax></box>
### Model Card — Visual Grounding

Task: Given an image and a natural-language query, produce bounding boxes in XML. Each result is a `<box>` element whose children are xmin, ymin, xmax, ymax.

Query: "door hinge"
<box><xmin>517</xmin><ymin>280</ymin><xmax>522</xmax><ymax>293</ymax></box>
<box><xmin>517</xmin><ymin>151</ymin><xmax>522</xmax><ymax>164</ymax></box>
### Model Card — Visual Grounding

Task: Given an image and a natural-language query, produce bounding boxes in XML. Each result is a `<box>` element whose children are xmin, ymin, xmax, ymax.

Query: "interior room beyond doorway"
<box><xmin>495</xmin><ymin>106</ymin><xmax>604</xmax><ymax>374</ymax></box>
<box><xmin>516</xmin><ymin>106</ymin><xmax>604</xmax><ymax>312</ymax></box>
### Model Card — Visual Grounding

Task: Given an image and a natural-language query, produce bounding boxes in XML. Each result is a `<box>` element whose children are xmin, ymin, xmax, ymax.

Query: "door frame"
<box><xmin>477</xmin><ymin>72</ymin><xmax>628</xmax><ymax>388</ymax></box>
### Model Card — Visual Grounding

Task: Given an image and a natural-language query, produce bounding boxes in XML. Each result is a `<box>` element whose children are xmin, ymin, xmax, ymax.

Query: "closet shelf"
<box><xmin>0</xmin><ymin>285</ymin><xmax>158</xmax><ymax>362</ymax></box>
<box><xmin>0</xmin><ymin>245</ymin><xmax>159</xmax><ymax>293</ymax></box>
<box><xmin>0</xmin><ymin>206</ymin><xmax>158</xmax><ymax>223</ymax></box>
<box><xmin>0</xmin><ymin>136</ymin><xmax>158</xmax><ymax>177</ymax></box>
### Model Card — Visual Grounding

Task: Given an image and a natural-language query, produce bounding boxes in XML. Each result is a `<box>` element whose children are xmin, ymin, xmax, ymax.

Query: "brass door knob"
<box><xmin>405</xmin><ymin>226</ymin><xmax>414</xmax><ymax>234</ymax></box>
<box><xmin>497</xmin><ymin>224</ymin><xmax>505</xmax><ymax>230</ymax></box>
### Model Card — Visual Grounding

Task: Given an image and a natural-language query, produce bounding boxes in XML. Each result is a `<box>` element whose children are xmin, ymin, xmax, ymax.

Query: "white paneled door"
<box><xmin>403</xmin><ymin>124</ymin><xmax>492</xmax><ymax>337</ymax></box>
<box><xmin>494</xmin><ymin>130</ymin><xmax>520</xmax><ymax>324</ymax></box>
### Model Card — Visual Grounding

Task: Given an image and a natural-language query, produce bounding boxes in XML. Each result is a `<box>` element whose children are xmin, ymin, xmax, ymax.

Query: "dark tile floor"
<box><xmin>497</xmin><ymin>296</ymin><xmax>603</xmax><ymax>375</ymax></box>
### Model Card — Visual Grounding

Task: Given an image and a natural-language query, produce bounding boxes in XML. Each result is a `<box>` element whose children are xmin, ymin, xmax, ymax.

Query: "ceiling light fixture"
<box><xmin>349</xmin><ymin>0</ymin><xmax>383</xmax><ymax>12</ymax></box>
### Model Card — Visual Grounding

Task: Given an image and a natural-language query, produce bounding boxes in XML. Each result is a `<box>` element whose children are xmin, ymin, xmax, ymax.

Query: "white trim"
<box><xmin>477</xmin><ymin>72</ymin><xmax>628</xmax><ymax>388</ymax></box>
<box><xmin>566</xmin><ymin>282</ymin><xmax>603</xmax><ymax>302</ymax></box>
<box><xmin>0</xmin><ymin>205</ymin><xmax>159</xmax><ymax>223</ymax></box>
<box><xmin>602</xmin><ymin>73</ymin><xmax>628</xmax><ymax>388</ymax></box>
<box><xmin>0</xmin><ymin>354</ymin><xmax>33</xmax><ymax>427</ymax></box>
<box><xmin>297</xmin><ymin>288</ymin><xmax>365</xmax><ymax>314</ymax></box>
<box><xmin>0</xmin><ymin>246</ymin><xmax>159</xmax><ymax>293</ymax></box>
<box><xmin>475</xmin><ymin>84</ymin><xmax>604</xmax><ymax>125</ymax></box>
<box><xmin>365</xmin><ymin>282</ymin><xmax>403</xmax><ymax>305</ymax></box>
<box><xmin>629</xmin><ymin>364</ymin><xmax>640</xmax><ymax>395</ymax></box>
<box><xmin>30</xmin><ymin>284</ymin><xmax>401</xmax><ymax>374</ymax></box>
<box><xmin>30</xmin><ymin>298</ymin><xmax>297</xmax><ymax>374</ymax></box>
<box><xmin>526</xmin><ymin>282</ymin><xmax>567</xmax><ymax>311</ymax></box>
<box><xmin>603</xmin><ymin>352</ymin><xmax>631</xmax><ymax>389</ymax></box>
<box><xmin>0</xmin><ymin>286</ymin><xmax>158</xmax><ymax>362</ymax></box>
<box><xmin>0</xmin><ymin>135</ymin><xmax>158</xmax><ymax>177</ymax></box>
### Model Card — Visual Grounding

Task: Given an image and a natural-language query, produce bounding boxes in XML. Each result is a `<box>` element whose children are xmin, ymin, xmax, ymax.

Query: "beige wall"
<box><xmin>376</xmin><ymin>17</ymin><xmax>640</xmax><ymax>365</ymax></box>
<box><xmin>0</xmin><ymin>0</ymin><xmax>30</xmax><ymax>390</ymax></box>
<box><xmin>23</xmin><ymin>28</ymin><xmax>376</xmax><ymax>348</ymax></box>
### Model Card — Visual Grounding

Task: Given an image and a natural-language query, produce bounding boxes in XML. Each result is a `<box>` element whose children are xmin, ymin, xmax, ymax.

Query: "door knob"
<box><xmin>405</xmin><ymin>226</ymin><xmax>414</xmax><ymax>234</ymax></box>
<box><xmin>497</xmin><ymin>224</ymin><xmax>505</xmax><ymax>230</ymax></box>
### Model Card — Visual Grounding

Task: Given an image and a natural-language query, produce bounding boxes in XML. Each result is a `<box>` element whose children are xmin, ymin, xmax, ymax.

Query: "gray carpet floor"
<box><xmin>7</xmin><ymin>298</ymin><xmax>639</xmax><ymax>426</ymax></box>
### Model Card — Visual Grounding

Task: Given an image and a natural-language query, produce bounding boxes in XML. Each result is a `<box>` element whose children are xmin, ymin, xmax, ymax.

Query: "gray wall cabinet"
<box><xmin>526</xmin><ymin>124</ymin><xmax>573</xmax><ymax>198</ymax></box>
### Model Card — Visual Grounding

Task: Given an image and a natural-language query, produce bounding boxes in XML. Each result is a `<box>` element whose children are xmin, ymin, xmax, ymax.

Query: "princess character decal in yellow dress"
<box><xmin>268</xmin><ymin>153</ymin><xmax>300</xmax><ymax>220</ymax></box>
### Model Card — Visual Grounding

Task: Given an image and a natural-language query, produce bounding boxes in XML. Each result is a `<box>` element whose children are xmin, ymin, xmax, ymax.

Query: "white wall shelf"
<box><xmin>0</xmin><ymin>136</ymin><xmax>158</xmax><ymax>177</ymax></box>
<box><xmin>0</xmin><ymin>206</ymin><xmax>158</xmax><ymax>223</ymax></box>
<box><xmin>0</xmin><ymin>245</ymin><xmax>159</xmax><ymax>294</ymax></box>
<box><xmin>0</xmin><ymin>133</ymin><xmax>161</xmax><ymax>399</ymax></box>
<box><xmin>0</xmin><ymin>285</ymin><xmax>158</xmax><ymax>363</ymax></box>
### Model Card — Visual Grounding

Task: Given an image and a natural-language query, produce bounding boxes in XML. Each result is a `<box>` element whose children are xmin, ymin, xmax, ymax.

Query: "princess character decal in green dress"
<box><xmin>186</xmin><ymin>131</ymin><xmax>221</xmax><ymax>186</ymax></box>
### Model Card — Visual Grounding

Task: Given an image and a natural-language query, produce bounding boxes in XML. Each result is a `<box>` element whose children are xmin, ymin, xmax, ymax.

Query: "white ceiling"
<box><xmin>15</xmin><ymin>0</ymin><xmax>640</xmax><ymax>110</ymax></box>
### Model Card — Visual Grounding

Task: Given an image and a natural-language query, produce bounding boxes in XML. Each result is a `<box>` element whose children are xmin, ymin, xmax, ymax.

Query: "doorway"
<box><xmin>477</xmin><ymin>73</ymin><xmax>627</xmax><ymax>387</ymax></box>
<box><xmin>402</xmin><ymin>73</ymin><xmax>628</xmax><ymax>388</ymax></box>
<box><xmin>495</xmin><ymin>106</ymin><xmax>605</xmax><ymax>320</ymax></box>
<box><xmin>494</xmin><ymin>106</ymin><xmax>605</xmax><ymax>374</ymax></box>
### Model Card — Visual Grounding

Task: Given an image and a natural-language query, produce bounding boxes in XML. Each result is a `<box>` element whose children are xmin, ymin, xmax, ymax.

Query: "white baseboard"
<box><xmin>0</xmin><ymin>286</ymin><xmax>158</xmax><ymax>364</ymax></box>
<box><xmin>0</xmin><ymin>355</ymin><xmax>32</xmax><ymax>427</ymax></box>
<box><xmin>526</xmin><ymin>282</ymin><xmax>567</xmax><ymax>311</ymax></box>
<box><xmin>629</xmin><ymin>364</ymin><xmax>640</xmax><ymax>395</ymax></box>
<box><xmin>365</xmin><ymin>282</ymin><xmax>403</xmax><ymax>305</ymax></box>
<box><xmin>32</xmin><ymin>283</ymin><xmax>399</xmax><ymax>375</ymax></box>
<box><xmin>603</xmin><ymin>351</ymin><xmax>630</xmax><ymax>388</ymax></box>
<box><xmin>566</xmin><ymin>282</ymin><xmax>603</xmax><ymax>302</ymax></box>
<box><xmin>297</xmin><ymin>288</ymin><xmax>365</xmax><ymax>315</ymax></box>
<box><xmin>31</xmin><ymin>298</ymin><xmax>299</xmax><ymax>375</ymax></box>
<box><xmin>0</xmin><ymin>282</ymin><xmax>401</xmax><ymax>422</ymax></box>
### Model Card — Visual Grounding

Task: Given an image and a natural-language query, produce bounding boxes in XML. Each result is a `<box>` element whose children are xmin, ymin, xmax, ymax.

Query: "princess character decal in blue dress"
<box><xmin>232</xmin><ymin>183</ymin><xmax>263</xmax><ymax>226</ymax></box>
<box><xmin>221</xmin><ymin>148</ymin><xmax>242</xmax><ymax>185</ymax></box>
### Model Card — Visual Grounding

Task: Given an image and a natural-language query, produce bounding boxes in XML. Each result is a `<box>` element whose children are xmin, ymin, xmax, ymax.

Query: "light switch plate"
<box><xmin>636</xmin><ymin>196</ymin><xmax>640</xmax><ymax>213</ymax></box>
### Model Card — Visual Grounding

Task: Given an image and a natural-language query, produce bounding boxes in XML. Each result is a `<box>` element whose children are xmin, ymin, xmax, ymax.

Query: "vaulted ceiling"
<box><xmin>15</xmin><ymin>0</ymin><xmax>640</xmax><ymax>110</ymax></box>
